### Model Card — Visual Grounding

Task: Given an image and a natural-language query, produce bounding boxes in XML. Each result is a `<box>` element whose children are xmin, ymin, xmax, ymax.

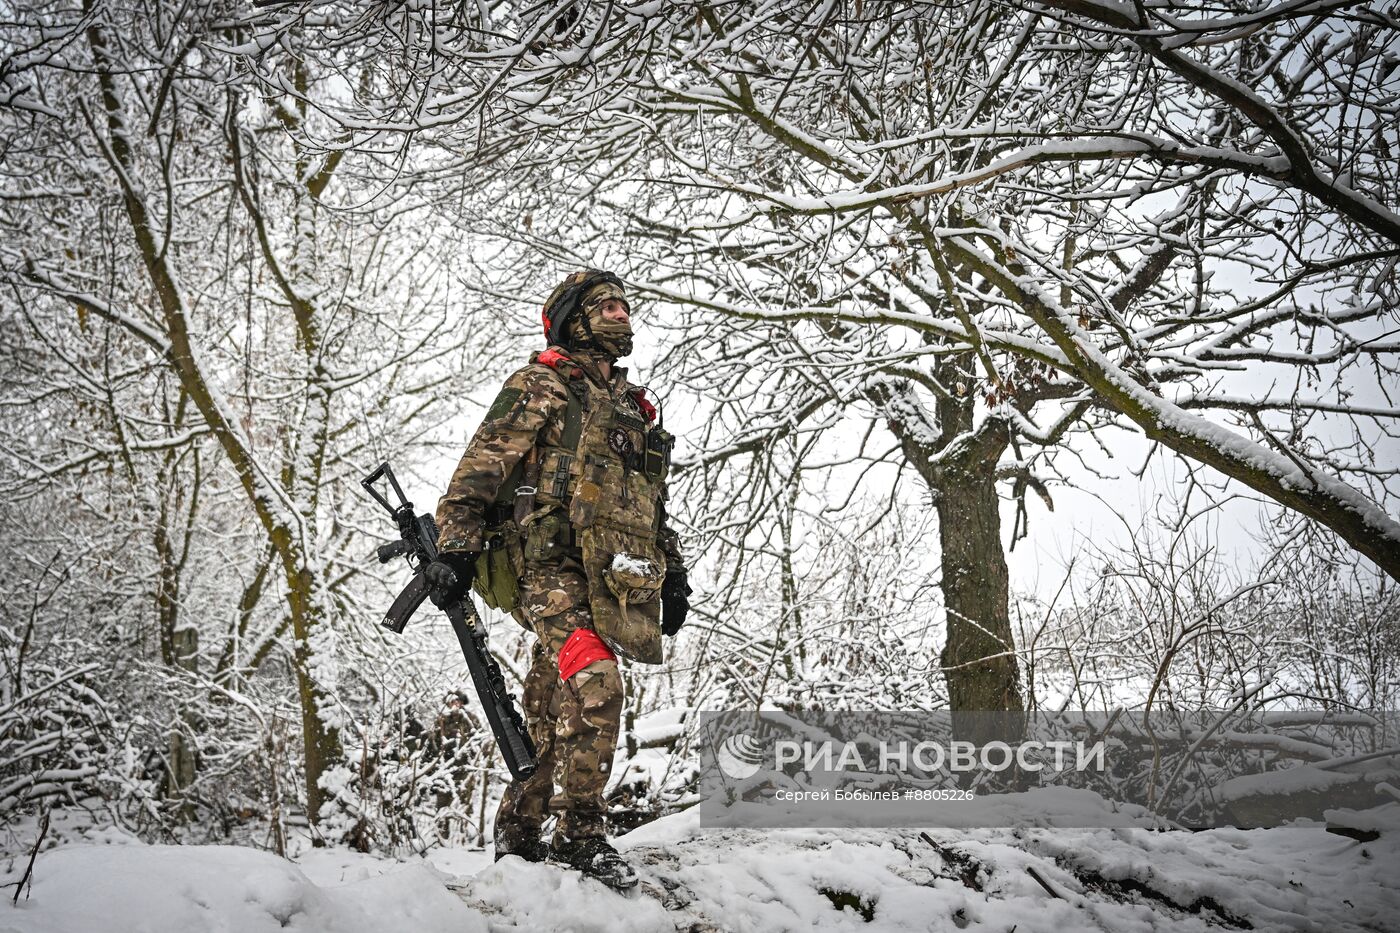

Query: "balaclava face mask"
<box><xmin>577</xmin><ymin>281</ymin><xmax>633</xmax><ymax>360</ymax></box>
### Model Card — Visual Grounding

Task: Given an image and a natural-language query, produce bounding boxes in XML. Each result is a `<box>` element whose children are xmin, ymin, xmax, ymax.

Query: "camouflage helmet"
<box><xmin>541</xmin><ymin>269</ymin><xmax>627</xmax><ymax>347</ymax></box>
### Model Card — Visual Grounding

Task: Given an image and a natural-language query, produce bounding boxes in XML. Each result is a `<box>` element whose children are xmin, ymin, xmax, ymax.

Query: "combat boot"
<box><xmin>551</xmin><ymin>836</ymin><xmax>638</xmax><ymax>890</ymax></box>
<box><xmin>493</xmin><ymin>817</ymin><xmax>548</xmax><ymax>863</ymax></box>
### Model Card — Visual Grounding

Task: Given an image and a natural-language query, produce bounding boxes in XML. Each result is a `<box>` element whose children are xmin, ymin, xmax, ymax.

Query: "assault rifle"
<box><xmin>362</xmin><ymin>462</ymin><xmax>537</xmax><ymax>781</ymax></box>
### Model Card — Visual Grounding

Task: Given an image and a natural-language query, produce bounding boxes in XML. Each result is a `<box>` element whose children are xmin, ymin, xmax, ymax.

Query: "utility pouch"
<box><xmin>578</xmin><ymin>524</ymin><xmax>664</xmax><ymax>664</ymax></box>
<box><xmin>523</xmin><ymin>510</ymin><xmax>570</xmax><ymax>562</ymax></box>
<box><xmin>603</xmin><ymin>553</ymin><xmax>664</xmax><ymax>609</ymax></box>
<box><xmin>472</xmin><ymin>533</ymin><xmax>519</xmax><ymax>612</ymax></box>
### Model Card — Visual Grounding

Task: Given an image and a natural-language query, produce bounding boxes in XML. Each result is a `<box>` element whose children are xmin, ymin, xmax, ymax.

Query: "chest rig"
<box><xmin>481</xmin><ymin>347</ymin><xmax>674</xmax><ymax>664</ymax></box>
<box><xmin>525</xmin><ymin>347</ymin><xmax>672</xmax><ymax>519</ymax></box>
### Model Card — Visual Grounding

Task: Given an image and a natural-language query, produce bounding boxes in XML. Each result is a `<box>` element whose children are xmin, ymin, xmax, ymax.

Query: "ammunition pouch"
<box><xmin>472</xmin><ymin>531</ymin><xmax>520</xmax><ymax>612</ymax></box>
<box><xmin>522</xmin><ymin>509</ymin><xmax>572</xmax><ymax>561</ymax></box>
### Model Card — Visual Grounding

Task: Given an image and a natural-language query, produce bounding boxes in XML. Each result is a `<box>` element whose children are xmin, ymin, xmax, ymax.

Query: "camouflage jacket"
<box><xmin>435</xmin><ymin>346</ymin><xmax>684</xmax><ymax>572</ymax></box>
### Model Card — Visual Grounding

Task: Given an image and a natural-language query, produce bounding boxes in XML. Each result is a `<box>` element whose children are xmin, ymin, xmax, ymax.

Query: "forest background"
<box><xmin>1</xmin><ymin>0</ymin><xmax>1396</xmax><ymax>852</ymax></box>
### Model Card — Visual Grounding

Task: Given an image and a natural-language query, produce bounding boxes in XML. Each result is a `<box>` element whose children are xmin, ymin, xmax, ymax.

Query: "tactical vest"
<box><xmin>473</xmin><ymin>347</ymin><xmax>674</xmax><ymax>664</ymax></box>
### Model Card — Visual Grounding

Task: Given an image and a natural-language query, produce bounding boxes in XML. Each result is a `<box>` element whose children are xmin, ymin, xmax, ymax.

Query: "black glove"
<box><xmin>425</xmin><ymin>550</ymin><xmax>478</xmax><ymax>608</ymax></box>
<box><xmin>661</xmin><ymin>569</ymin><xmax>692</xmax><ymax>636</ymax></box>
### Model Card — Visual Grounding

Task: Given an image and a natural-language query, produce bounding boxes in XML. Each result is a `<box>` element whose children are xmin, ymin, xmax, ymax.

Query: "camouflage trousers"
<box><xmin>496</xmin><ymin>553</ymin><xmax>624</xmax><ymax>843</ymax></box>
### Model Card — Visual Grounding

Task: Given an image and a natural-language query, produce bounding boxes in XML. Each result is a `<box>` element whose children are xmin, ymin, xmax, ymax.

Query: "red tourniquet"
<box><xmin>558</xmin><ymin>628</ymin><xmax>616</xmax><ymax>681</ymax></box>
<box><xmin>630</xmin><ymin>388</ymin><xmax>657</xmax><ymax>422</ymax></box>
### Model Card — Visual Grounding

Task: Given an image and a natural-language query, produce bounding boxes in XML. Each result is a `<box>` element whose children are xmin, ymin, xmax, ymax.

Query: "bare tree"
<box><xmin>229</xmin><ymin>3</ymin><xmax>1400</xmax><ymax>732</ymax></box>
<box><xmin>256</xmin><ymin>0</ymin><xmax>1398</xmax><ymax>575</ymax></box>
<box><xmin>1</xmin><ymin>0</ymin><xmax>501</xmax><ymax>837</ymax></box>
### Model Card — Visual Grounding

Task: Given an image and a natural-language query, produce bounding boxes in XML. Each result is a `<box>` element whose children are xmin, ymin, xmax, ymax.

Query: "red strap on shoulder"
<box><xmin>537</xmin><ymin>348</ymin><xmax>570</xmax><ymax>369</ymax></box>
<box><xmin>631</xmin><ymin>388</ymin><xmax>657</xmax><ymax>423</ymax></box>
<box><xmin>557</xmin><ymin>628</ymin><xmax>616</xmax><ymax>681</ymax></box>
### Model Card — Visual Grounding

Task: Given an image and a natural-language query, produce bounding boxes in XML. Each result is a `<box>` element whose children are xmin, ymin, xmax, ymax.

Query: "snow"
<box><xmin>1216</xmin><ymin>764</ymin><xmax>1375</xmax><ymax>802</ymax></box>
<box><xmin>1326</xmin><ymin>804</ymin><xmax>1400</xmax><ymax>836</ymax></box>
<box><xmin>7</xmin><ymin>805</ymin><xmax>1397</xmax><ymax>932</ymax></box>
<box><xmin>610</xmin><ymin>553</ymin><xmax>657</xmax><ymax>576</ymax></box>
<box><xmin>454</xmin><ymin>858</ymin><xmax>675</xmax><ymax>932</ymax></box>
<box><xmin>5</xmin><ymin>844</ymin><xmax>488</xmax><ymax>933</ymax></box>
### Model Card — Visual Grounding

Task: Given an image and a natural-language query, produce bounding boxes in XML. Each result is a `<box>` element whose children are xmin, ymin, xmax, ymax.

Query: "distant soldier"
<box><xmin>430</xmin><ymin>690</ymin><xmax>472</xmax><ymax>754</ymax></box>
<box><xmin>428</xmin><ymin>690</ymin><xmax>473</xmax><ymax>837</ymax></box>
<box><xmin>425</xmin><ymin>270</ymin><xmax>690</xmax><ymax>889</ymax></box>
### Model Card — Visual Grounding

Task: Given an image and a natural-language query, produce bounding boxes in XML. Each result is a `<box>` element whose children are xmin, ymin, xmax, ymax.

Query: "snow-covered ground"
<box><xmin>4</xmin><ymin>804</ymin><xmax>1397</xmax><ymax>933</ymax></box>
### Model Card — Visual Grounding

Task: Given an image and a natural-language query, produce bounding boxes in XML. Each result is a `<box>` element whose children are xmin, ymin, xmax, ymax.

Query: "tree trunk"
<box><xmin>935</xmin><ymin>452</ymin><xmax>1023</xmax><ymax>714</ymax></box>
<box><xmin>78</xmin><ymin>13</ymin><xmax>344</xmax><ymax>834</ymax></box>
<box><xmin>283</xmin><ymin>557</ymin><xmax>339</xmax><ymax>831</ymax></box>
<box><xmin>168</xmin><ymin>624</ymin><xmax>199</xmax><ymax>820</ymax></box>
<box><xmin>876</xmin><ymin>362</ymin><xmax>1025</xmax><ymax>722</ymax></box>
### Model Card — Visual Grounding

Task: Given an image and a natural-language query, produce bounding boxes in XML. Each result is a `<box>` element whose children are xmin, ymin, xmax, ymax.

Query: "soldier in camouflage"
<box><xmin>427</xmin><ymin>691</ymin><xmax>472</xmax><ymax>839</ymax></box>
<box><xmin>423</xmin><ymin>270</ymin><xmax>690</xmax><ymax>890</ymax></box>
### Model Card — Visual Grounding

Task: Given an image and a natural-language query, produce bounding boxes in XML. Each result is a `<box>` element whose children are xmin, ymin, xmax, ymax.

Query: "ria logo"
<box><xmin>715</xmin><ymin>732</ymin><xmax>765</xmax><ymax>779</ymax></box>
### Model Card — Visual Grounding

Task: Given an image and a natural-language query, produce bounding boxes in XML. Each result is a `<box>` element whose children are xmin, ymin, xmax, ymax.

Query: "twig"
<box><xmin>1026</xmin><ymin>864</ymin><xmax>1065</xmax><ymax>899</ymax></box>
<box><xmin>6</xmin><ymin>808</ymin><xmax>50</xmax><ymax>904</ymax></box>
<box><xmin>919</xmin><ymin>831</ymin><xmax>986</xmax><ymax>892</ymax></box>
